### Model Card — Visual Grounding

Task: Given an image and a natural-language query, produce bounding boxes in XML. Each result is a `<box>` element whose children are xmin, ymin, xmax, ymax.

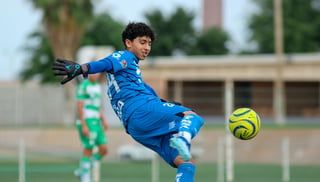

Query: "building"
<box><xmin>1</xmin><ymin>53</ymin><xmax>319</xmax><ymax>126</ymax></box>
<box><xmin>202</xmin><ymin>0</ymin><xmax>223</xmax><ymax>30</ymax></box>
<box><xmin>141</xmin><ymin>53</ymin><xmax>320</xmax><ymax>123</ymax></box>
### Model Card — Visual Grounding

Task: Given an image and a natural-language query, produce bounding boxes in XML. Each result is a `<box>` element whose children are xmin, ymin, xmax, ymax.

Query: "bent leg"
<box><xmin>178</xmin><ymin>111</ymin><xmax>204</xmax><ymax>143</ymax></box>
<box><xmin>170</xmin><ymin>112</ymin><xmax>204</xmax><ymax>161</ymax></box>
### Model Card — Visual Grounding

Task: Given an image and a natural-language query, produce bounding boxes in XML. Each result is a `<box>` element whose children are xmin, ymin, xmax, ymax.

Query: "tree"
<box><xmin>20</xmin><ymin>31</ymin><xmax>57</xmax><ymax>84</ymax></box>
<box><xmin>20</xmin><ymin>12</ymin><xmax>124</xmax><ymax>83</ymax></box>
<box><xmin>30</xmin><ymin>0</ymin><xmax>93</xmax><ymax>59</ymax></box>
<box><xmin>145</xmin><ymin>7</ymin><xmax>196</xmax><ymax>56</ymax></box>
<box><xmin>247</xmin><ymin>0</ymin><xmax>320</xmax><ymax>53</ymax></box>
<box><xmin>81</xmin><ymin>13</ymin><xmax>124</xmax><ymax>50</ymax></box>
<box><xmin>29</xmin><ymin>0</ymin><xmax>94</xmax><ymax>124</ymax></box>
<box><xmin>188</xmin><ymin>27</ymin><xmax>229</xmax><ymax>55</ymax></box>
<box><xmin>145</xmin><ymin>7</ymin><xmax>229</xmax><ymax>56</ymax></box>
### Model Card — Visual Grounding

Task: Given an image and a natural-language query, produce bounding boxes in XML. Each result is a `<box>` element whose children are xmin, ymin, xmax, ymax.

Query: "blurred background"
<box><xmin>1</xmin><ymin>0</ymin><xmax>320</xmax><ymax>181</ymax></box>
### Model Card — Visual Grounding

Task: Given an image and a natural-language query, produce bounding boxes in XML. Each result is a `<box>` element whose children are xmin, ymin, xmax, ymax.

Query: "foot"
<box><xmin>74</xmin><ymin>168</ymin><xmax>90</xmax><ymax>182</ymax></box>
<box><xmin>170</xmin><ymin>137</ymin><xmax>191</xmax><ymax>161</ymax></box>
<box><xmin>75</xmin><ymin>169</ymin><xmax>90</xmax><ymax>182</ymax></box>
<box><xmin>74</xmin><ymin>168</ymin><xmax>81</xmax><ymax>177</ymax></box>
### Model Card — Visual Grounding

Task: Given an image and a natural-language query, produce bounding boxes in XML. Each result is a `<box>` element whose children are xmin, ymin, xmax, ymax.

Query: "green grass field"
<box><xmin>1</xmin><ymin>160</ymin><xmax>319</xmax><ymax>182</ymax></box>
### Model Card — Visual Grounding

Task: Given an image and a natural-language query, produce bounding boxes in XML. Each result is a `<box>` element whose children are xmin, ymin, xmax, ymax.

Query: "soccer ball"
<box><xmin>228</xmin><ymin>108</ymin><xmax>261</xmax><ymax>140</ymax></box>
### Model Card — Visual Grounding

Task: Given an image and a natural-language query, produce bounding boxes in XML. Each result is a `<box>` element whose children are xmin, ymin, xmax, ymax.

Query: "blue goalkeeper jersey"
<box><xmin>88</xmin><ymin>50</ymin><xmax>159</xmax><ymax>124</ymax></box>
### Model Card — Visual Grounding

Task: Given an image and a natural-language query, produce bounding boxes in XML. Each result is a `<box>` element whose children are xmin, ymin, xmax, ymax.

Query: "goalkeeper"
<box><xmin>53</xmin><ymin>22</ymin><xmax>204</xmax><ymax>182</ymax></box>
<box><xmin>74</xmin><ymin>73</ymin><xmax>108</xmax><ymax>182</ymax></box>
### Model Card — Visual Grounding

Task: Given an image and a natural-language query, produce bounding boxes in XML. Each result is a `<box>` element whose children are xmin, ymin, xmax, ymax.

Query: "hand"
<box><xmin>103</xmin><ymin>122</ymin><xmax>109</xmax><ymax>130</ymax></box>
<box><xmin>52</xmin><ymin>58</ymin><xmax>88</xmax><ymax>84</ymax></box>
<box><xmin>100</xmin><ymin>114</ymin><xmax>108</xmax><ymax>130</ymax></box>
<box><xmin>82</xmin><ymin>124</ymin><xmax>90</xmax><ymax>137</ymax></box>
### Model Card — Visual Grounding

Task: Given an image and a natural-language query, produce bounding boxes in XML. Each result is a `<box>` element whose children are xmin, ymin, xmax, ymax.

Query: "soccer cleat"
<box><xmin>170</xmin><ymin>137</ymin><xmax>191</xmax><ymax>161</ymax></box>
<box><xmin>74</xmin><ymin>168</ymin><xmax>91</xmax><ymax>182</ymax></box>
<box><xmin>74</xmin><ymin>168</ymin><xmax>82</xmax><ymax>177</ymax></box>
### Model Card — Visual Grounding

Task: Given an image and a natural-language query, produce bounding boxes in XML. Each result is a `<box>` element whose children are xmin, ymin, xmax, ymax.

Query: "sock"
<box><xmin>80</xmin><ymin>156</ymin><xmax>91</xmax><ymax>169</ymax></box>
<box><xmin>93</xmin><ymin>153</ymin><xmax>102</xmax><ymax>161</ymax></box>
<box><xmin>178</xmin><ymin>114</ymin><xmax>204</xmax><ymax>143</ymax></box>
<box><xmin>91</xmin><ymin>157</ymin><xmax>101</xmax><ymax>182</ymax></box>
<box><xmin>176</xmin><ymin>163</ymin><xmax>196</xmax><ymax>182</ymax></box>
<box><xmin>80</xmin><ymin>156</ymin><xmax>91</xmax><ymax>182</ymax></box>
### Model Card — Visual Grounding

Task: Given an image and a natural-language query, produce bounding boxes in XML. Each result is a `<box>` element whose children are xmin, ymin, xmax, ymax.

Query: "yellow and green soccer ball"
<box><xmin>229</xmin><ymin>108</ymin><xmax>261</xmax><ymax>140</ymax></box>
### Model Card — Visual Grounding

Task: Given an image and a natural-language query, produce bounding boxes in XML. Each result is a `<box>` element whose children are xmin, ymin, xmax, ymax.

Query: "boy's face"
<box><xmin>125</xmin><ymin>36</ymin><xmax>152</xmax><ymax>60</ymax></box>
<box><xmin>89</xmin><ymin>73</ymin><xmax>101</xmax><ymax>82</ymax></box>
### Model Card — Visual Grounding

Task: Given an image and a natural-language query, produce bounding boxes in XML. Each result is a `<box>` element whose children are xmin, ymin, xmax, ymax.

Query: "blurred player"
<box><xmin>53</xmin><ymin>22</ymin><xmax>204</xmax><ymax>182</ymax></box>
<box><xmin>74</xmin><ymin>73</ymin><xmax>108</xmax><ymax>182</ymax></box>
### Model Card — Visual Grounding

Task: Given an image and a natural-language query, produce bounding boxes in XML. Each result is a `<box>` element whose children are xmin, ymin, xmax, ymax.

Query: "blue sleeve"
<box><xmin>107</xmin><ymin>51</ymin><xmax>130</xmax><ymax>73</ymax></box>
<box><xmin>87</xmin><ymin>57</ymin><xmax>113</xmax><ymax>73</ymax></box>
<box><xmin>87</xmin><ymin>51</ymin><xmax>130</xmax><ymax>74</ymax></box>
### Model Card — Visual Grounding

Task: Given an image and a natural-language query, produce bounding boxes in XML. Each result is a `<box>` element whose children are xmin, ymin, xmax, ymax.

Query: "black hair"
<box><xmin>121</xmin><ymin>22</ymin><xmax>155</xmax><ymax>46</ymax></box>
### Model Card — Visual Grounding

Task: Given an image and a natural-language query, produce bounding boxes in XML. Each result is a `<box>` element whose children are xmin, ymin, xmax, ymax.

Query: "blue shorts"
<box><xmin>126</xmin><ymin>99</ymin><xmax>191</xmax><ymax>167</ymax></box>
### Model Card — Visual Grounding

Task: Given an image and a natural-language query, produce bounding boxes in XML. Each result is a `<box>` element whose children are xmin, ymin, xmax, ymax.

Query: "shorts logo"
<box><xmin>163</xmin><ymin>103</ymin><xmax>174</xmax><ymax>107</ymax></box>
<box><xmin>169</xmin><ymin>121</ymin><xmax>176</xmax><ymax>129</ymax></box>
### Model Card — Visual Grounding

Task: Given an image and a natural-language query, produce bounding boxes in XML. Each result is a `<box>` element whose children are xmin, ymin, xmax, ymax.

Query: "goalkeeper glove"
<box><xmin>52</xmin><ymin>58</ymin><xmax>89</xmax><ymax>84</ymax></box>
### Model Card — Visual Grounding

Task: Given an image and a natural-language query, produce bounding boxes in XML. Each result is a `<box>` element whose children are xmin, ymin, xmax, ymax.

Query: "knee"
<box><xmin>184</xmin><ymin>113</ymin><xmax>205</xmax><ymax>128</ymax></box>
<box><xmin>99</xmin><ymin>146</ymin><xmax>108</xmax><ymax>156</ymax></box>
<box><xmin>193</xmin><ymin>114</ymin><xmax>204</xmax><ymax>127</ymax></box>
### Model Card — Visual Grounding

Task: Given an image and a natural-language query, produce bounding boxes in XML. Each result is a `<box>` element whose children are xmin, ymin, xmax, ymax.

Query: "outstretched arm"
<box><xmin>52</xmin><ymin>58</ymin><xmax>112</xmax><ymax>84</ymax></box>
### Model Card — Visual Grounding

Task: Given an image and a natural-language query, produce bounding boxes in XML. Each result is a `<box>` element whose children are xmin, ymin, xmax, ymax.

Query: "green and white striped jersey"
<box><xmin>76</xmin><ymin>79</ymin><xmax>102</xmax><ymax>121</ymax></box>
